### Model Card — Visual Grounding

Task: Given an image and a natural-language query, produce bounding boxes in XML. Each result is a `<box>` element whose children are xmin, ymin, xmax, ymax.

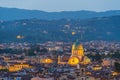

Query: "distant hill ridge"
<box><xmin>0</xmin><ymin>7</ymin><xmax>120</xmax><ymax>21</ymax></box>
<box><xmin>0</xmin><ymin>15</ymin><xmax>120</xmax><ymax>42</ymax></box>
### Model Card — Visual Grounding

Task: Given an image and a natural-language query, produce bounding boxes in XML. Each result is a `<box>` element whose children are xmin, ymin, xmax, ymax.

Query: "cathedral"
<box><xmin>68</xmin><ymin>42</ymin><xmax>91</xmax><ymax>66</ymax></box>
<box><xmin>57</xmin><ymin>41</ymin><xmax>91</xmax><ymax>66</ymax></box>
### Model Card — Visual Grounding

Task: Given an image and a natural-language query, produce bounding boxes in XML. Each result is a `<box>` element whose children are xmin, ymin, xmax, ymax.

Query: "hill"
<box><xmin>0</xmin><ymin>15</ymin><xmax>120</xmax><ymax>43</ymax></box>
<box><xmin>0</xmin><ymin>7</ymin><xmax>120</xmax><ymax>21</ymax></box>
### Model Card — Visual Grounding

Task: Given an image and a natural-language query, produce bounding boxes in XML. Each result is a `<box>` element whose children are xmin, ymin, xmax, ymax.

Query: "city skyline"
<box><xmin>0</xmin><ymin>0</ymin><xmax>120</xmax><ymax>12</ymax></box>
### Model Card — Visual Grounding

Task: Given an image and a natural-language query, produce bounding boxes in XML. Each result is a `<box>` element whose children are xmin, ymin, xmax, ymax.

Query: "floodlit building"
<box><xmin>68</xmin><ymin>41</ymin><xmax>91</xmax><ymax>66</ymax></box>
<box><xmin>40</xmin><ymin>58</ymin><xmax>53</xmax><ymax>64</ymax></box>
<box><xmin>9</xmin><ymin>63</ymin><xmax>31</xmax><ymax>72</ymax></box>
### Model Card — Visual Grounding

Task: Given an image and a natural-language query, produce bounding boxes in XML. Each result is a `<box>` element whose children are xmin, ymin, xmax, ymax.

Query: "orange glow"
<box><xmin>112</xmin><ymin>72</ymin><xmax>119</xmax><ymax>76</ymax></box>
<box><xmin>41</xmin><ymin>58</ymin><xmax>53</xmax><ymax>64</ymax></box>
<box><xmin>92</xmin><ymin>65</ymin><xmax>102</xmax><ymax>71</ymax></box>
<box><xmin>9</xmin><ymin>63</ymin><xmax>31</xmax><ymax>72</ymax></box>
<box><xmin>80</xmin><ymin>56</ymin><xmax>91</xmax><ymax>65</ymax></box>
<box><xmin>86</xmin><ymin>72</ymin><xmax>91</xmax><ymax>75</ymax></box>
<box><xmin>68</xmin><ymin>57</ymin><xmax>79</xmax><ymax>66</ymax></box>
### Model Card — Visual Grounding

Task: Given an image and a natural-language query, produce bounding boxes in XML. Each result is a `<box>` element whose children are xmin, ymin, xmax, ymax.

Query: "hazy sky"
<box><xmin>0</xmin><ymin>0</ymin><xmax>119</xmax><ymax>12</ymax></box>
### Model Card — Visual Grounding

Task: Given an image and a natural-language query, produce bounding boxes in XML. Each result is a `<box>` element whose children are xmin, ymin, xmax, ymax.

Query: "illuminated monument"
<box><xmin>57</xmin><ymin>31</ymin><xmax>91</xmax><ymax>65</ymax></box>
<box><xmin>68</xmin><ymin>41</ymin><xmax>91</xmax><ymax>66</ymax></box>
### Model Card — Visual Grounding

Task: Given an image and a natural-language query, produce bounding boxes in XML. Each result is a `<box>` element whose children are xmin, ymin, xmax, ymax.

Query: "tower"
<box><xmin>58</xmin><ymin>56</ymin><xmax>61</xmax><ymax>64</ymax></box>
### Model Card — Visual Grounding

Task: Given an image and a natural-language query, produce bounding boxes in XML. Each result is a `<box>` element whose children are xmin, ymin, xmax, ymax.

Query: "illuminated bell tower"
<box><xmin>58</xmin><ymin>56</ymin><xmax>61</xmax><ymax>64</ymax></box>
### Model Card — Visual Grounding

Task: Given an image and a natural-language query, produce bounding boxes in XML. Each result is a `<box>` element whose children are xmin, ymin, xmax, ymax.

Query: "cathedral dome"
<box><xmin>68</xmin><ymin>57</ymin><xmax>79</xmax><ymax>66</ymax></box>
<box><xmin>68</xmin><ymin>41</ymin><xmax>91</xmax><ymax>66</ymax></box>
<box><xmin>72</xmin><ymin>41</ymin><xmax>81</xmax><ymax>50</ymax></box>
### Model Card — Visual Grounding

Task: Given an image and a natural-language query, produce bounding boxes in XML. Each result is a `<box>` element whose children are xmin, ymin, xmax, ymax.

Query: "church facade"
<box><xmin>68</xmin><ymin>42</ymin><xmax>91</xmax><ymax>66</ymax></box>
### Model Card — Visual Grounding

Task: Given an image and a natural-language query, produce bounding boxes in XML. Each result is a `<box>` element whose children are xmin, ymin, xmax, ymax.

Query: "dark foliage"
<box><xmin>0</xmin><ymin>15</ymin><xmax>120</xmax><ymax>43</ymax></box>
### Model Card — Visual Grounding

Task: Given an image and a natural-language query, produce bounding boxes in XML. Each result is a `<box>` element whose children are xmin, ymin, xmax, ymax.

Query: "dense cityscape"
<box><xmin>1</xmin><ymin>0</ymin><xmax>120</xmax><ymax>80</ymax></box>
<box><xmin>0</xmin><ymin>41</ymin><xmax>120</xmax><ymax>80</ymax></box>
